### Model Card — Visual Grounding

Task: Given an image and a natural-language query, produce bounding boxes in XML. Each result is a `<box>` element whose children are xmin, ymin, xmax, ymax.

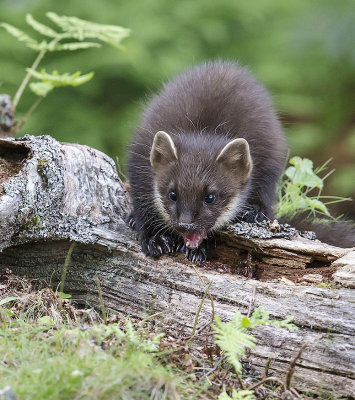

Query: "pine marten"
<box><xmin>127</xmin><ymin>60</ymin><xmax>354</xmax><ymax>261</ymax></box>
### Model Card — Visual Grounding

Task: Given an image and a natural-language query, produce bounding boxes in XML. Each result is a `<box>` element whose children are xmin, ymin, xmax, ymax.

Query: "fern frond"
<box><xmin>269</xmin><ymin>316</ymin><xmax>298</xmax><ymax>331</ymax></box>
<box><xmin>46</xmin><ymin>12</ymin><xmax>130</xmax><ymax>48</ymax></box>
<box><xmin>0</xmin><ymin>23</ymin><xmax>41</xmax><ymax>50</ymax></box>
<box><xmin>248</xmin><ymin>307</ymin><xmax>270</xmax><ymax>328</ymax></box>
<box><xmin>213</xmin><ymin>308</ymin><xmax>298</xmax><ymax>376</ymax></box>
<box><xmin>26</xmin><ymin>14</ymin><xmax>57</xmax><ymax>38</ymax></box>
<box><xmin>213</xmin><ymin>315</ymin><xmax>257</xmax><ymax>374</ymax></box>
<box><xmin>27</xmin><ymin>68</ymin><xmax>94</xmax><ymax>86</ymax></box>
<box><xmin>248</xmin><ymin>307</ymin><xmax>298</xmax><ymax>331</ymax></box>
<box><xmin>28</xmin><ymin>69</ymin><xmax>94</xmax><ymax>97</ymax></box>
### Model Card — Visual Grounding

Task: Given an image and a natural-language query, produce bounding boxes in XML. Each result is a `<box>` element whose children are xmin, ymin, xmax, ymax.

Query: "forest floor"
<box><xmin>0</xmin><ymin>268</ymin><xmax>337</xmax><ymax>400</ymax></box>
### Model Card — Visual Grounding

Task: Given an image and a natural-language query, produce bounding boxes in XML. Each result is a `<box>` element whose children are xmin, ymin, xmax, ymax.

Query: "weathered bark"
<box><xmin>0</xmin><ymin>135</ymin><xmax>354</xmax><ymax>397</ymax></box>
<box><xmin>0</xmin><ymin>95</ymin><xmax>15</xmax><ymax>138</ymax></box>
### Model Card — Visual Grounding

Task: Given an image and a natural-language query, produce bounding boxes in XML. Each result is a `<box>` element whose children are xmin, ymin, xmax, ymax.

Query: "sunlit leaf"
<box><xmin>29</xmin><ymin>81</ymin><xmax>53</xmax><ymax>97</ymax></box>
<box><xmin>46</xmin><ymin>12</ymin><xmax>130</xmax><ymax>48</ymax></box>
<box><xmin>0</xmin><ymin>23</ymin><xmax>41</xmax><ymax>51</ymax></box>
<box><xmin>54</xmin><ymin>42</ymin><xmax>101</xmax><ymax>51</ymax></box>
<box><xmin>26</xmin><ymin>14</ymin><xmax>57</xmax><ymax>38</ymax></box>
<box><xmin>0</xmin><ymin>296</ymin><xmax>21</xmax><ymax>306</ymax></box>
<box><xmin>58</xmin><ymin>291</ymin><xmax>72</xmax><ymax>299</ymax></box>
<box><xmin>37</xmin><ymin>316</ymin><xmax>54</xmax><ymax>325</ymax></box>
<box><xmin>218</xmin><ymin>389</ymin><xmax>255</xmax><ymax>400</ymax></box>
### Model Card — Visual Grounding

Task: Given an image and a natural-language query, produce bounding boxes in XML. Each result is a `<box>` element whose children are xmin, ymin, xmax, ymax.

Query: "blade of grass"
<box><xmin>59</xmin><ymin>242</ymin><xmax>75</xmax><ymax>293</ymax></box>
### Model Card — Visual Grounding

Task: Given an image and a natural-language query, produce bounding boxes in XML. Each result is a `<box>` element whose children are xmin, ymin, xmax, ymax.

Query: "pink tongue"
<box><xmin>184</xmin><ymin>233</ymin><xmax>203</xmax><ymax>249</ymax></box>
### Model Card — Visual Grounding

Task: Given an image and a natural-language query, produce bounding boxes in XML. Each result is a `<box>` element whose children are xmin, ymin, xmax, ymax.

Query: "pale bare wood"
<box><xmin>0</xmin><ymin>135</ymin><xmax>354</xmax><ymax>396</ymax></box>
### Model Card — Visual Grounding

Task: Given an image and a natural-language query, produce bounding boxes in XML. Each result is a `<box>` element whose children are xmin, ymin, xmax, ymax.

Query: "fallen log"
<box><xmin>0</xmin><ymin>135</ymin><xmax>354</xmax><ymax>396</ymax></box>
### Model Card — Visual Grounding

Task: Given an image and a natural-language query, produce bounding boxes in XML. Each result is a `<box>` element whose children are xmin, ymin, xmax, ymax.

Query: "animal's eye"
<box><xmin>168</xmin><ymin>191</ymin><xmax>177</xmax><ymax>202</ymax></box>
<box><xmin>204</xmin><ymin>194</ymin><xmax>216</xmax><ymax>204</ymax></box>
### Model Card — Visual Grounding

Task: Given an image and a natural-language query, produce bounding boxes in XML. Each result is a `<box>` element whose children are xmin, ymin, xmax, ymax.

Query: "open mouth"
<box><xmin>183</xmin><ymin>233</ymin><xmax>204</xmax><ymax>249</ymax></box>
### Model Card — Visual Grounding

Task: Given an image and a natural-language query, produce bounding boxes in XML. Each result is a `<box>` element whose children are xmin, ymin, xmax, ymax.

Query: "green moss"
<box><xmin>317</xmin><ymin>281</ymin><xmax>336</xmax><ymax>289</ymax></box>
<box><xmin>37</xmin><ymin>158</ymin><xmax>49</xmax><ymax>186</ymax></box>
<box><xmin>23</xmin><ymin>216</ymin><xmax>42</xmax><ymax>231</ymax></box>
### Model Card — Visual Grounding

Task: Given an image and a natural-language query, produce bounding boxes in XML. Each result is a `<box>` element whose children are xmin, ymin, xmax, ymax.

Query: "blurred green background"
<box><xmin>0</xmin><ymin>0</ymin><xmax>354</xmax><ymax>217</ymax></box>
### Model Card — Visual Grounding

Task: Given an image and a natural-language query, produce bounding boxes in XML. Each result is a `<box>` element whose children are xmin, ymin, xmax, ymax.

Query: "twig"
<box><xmin>181</xmin><ymin>331</ymin><xmax>215</xmax><ymax>341</ymax></box>
<box><xmin>115</xmin><ymin>156</ymin><xmax>128</xmax><ymax>182</ymax></box>
<box><xmin>247</xmin><ymin>285</ymin><xmax>257</xmax><ymax>318</ymax></box>
<box><xmin>181</xmin><ymin>321</ymin><xmax>211</xmax><ymax>341</ymax></box>
<box><xmin>189</xmin><ymin>280</ymin><xmax>212</xmax><ymax>341</ymax></box>
<box><xmin>192</xmin><ymin>264</ymin><xmax>215</xmax><ymax>352</ymax></box>
<box><xmin>237</xmin><ymin>374</ymin><xmax>246</xmax><ymax>390</ymax></box>
<box><xmin>12</xmin><ymin>49</ymin><xmax>46</xmax><ymax>110</ymax></box>
<box><xmin>199</xmin><ymin>355</ymin><xmax>227</xmax><ymax>381</ymax></box>
<box><xmin>247</xmin><ymin>376</ymin><xmax>286</xmax><ymax>391</ymax></box>
<box><xmin>140</xmin><ymin>311</ymin><xmax>164</xmax><ymax>324</ymax></box>
<box><xmin>43</xmin><ymin>280</ymin><xmax>62</xmax><ymax>311</ymax></box>
<box><xmin>16</xmin><ymin>97</ymin><xmax>43</xmax><ymax>132</ymax></box>
<box><xmin>290</xmin><ymin>387</ymin><xmax>301</xmax><ymax>398</ymax></box>
<box><xmin>262</xmin><ymin>357</ymin><xmax>272</xmax><ymax>379</ymax></box>
<box><xmin>285</xmin><ymin>344</ymin><xmax>306</xmax><ymax>389</ymax></box>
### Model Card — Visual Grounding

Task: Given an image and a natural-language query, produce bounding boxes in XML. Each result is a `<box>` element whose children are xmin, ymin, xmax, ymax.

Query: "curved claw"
<box><xmin>236</xmin><ymin>205</ymin><xmax>267</xmax><ymax>223</ymax></box>
<box><xmin>126</xmin><ymin>212</ymin><xmax>137</xmax><ymax>230</ymax></box>
<box><xmin>186</xmin><ymin>243</ymin><xmax>208</xmax><ymax>263</ymax></box>
<box><xmin>140</xmin><ymin>232</ymin><xmax>178</xmax><ymax>258</ymax></box>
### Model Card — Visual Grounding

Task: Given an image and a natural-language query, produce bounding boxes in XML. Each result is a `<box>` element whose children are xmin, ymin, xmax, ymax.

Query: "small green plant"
<box><xmin>1</xmin><ymin>12</ymin><xmax>130</xmax><ymax>133</ymax></box>
<box><xmin>276</xmin><ymin>156</ymin><xmax>351</xmax><ymax>220</ymax></box>
<box><xmin>317</xmin><ymin>281</ymin><xmax>336</xmax><ymax>289</ymax></box>
<box><xmin>213</xmin><ymin>307</ymin><xmax>298</xmax><ymax>399</ymax></box>
<box><xmin>218</xmin><ymin>389</ymin><xmax>255</xmax><ymax>400</ymax></box>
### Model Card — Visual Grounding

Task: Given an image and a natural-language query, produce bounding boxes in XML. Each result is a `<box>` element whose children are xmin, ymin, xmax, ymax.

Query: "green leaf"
<box><xmin>306</xmin><ymin>198</ymin><xmax>330</xmax><ymax>215</ymax></box>
<box><xmin>26</xmin><ymin>14</ymin><xmax>57</xmax><ymax>38</ymax></box>
<box><xmin>58</xmin><ymin>291</ymin><xmax>72</xmax><ymax>299</ymax></box>
<box><xmin>269</xmin><ymin>316</ymin><xmax>298</xmax><ymax>331</ymax></box>
<box><xmin>29</xmin><ymin>81</ymin><xmax>53</xmax><ymax>97</ymax></box>
<box><xmin>0</xmin><ymin>296</ymin><xmax>21</xmax><ymax>306</ymax></box>
<box><xmin>218</xmin><ymin>393</ymin><xmax>232</xmax><ymax>400</ymax></box>
<box><xmin>219</xmin><ymin>389</ymin><xmax>255</xmax><ymax>400</ymax></box>
<box><xmin>248</xmin><ymin>307</ymin><xmax>270</xmax><ymax>328</ymax></box>
<box><xmin>27</xmin><ymin>69</ymin><xmax>94</xmax><ymax>87</ymax></box>
<box><xmin>37</xmin><ymin>316</ymin><xmax>54</xmax><ymax>325</ymax></box>
<box><xmin>275</xmin><ymin>156</ymin><xmax>347</xmax><ymax>219</ymax></box>
<box><xmin>54</xmin><ymin>42</ymin><xmax>101</xmax><ymax>51</ymax></box>
<box><xmin>46</xmin><ymin>12</ymin><xmax>130</xmax><ymax>48</ymax></box>
<box><xmin>29</xmin><ymin>69</ymin><xmax>94</xmax><ymax>97</ymax></box>
<box><xmin>286</xmin><ymin>157</ymin><xmax>323</xmax><ymax>189</ymax></box>
<box><xmin>0</xmin><ymin>23</ymin><xmax>41</xmax><ymax>51</ymax></box>
<box><xmin>241</xmin><ymin>316</ymin><xmax>251</xmax><ymax>328</ymax></box>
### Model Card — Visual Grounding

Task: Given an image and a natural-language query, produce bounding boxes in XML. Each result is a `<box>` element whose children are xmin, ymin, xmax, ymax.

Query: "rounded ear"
<box><xmin>216</xmin><ymin>138</ymin><xmax>252</xmax><ymax>184</ymax></box>
<box><xmin>150</xmin><ymin>131</ymin><xmax>178</xmax><ymax>170</ymax></box>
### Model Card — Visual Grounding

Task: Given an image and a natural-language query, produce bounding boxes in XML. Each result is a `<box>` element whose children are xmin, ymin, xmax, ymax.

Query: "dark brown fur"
<box><xmin>127</xmin><ymin>61</ymin><xmax>354</xmax><ymax>261</ymax></box>
<box><xmin>127</xmin><ymin>60</ymin><xmax>287</xmax><ymax>260</ymax></box>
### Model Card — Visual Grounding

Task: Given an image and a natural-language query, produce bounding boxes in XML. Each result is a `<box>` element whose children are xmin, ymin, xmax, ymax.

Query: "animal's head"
<box><xmin>150</xmin><ymin>131</ymin><xmax>252</xmax><ymax>248</ymax></box>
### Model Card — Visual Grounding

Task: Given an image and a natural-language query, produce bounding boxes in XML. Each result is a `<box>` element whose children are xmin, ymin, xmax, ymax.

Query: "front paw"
<box><xmin>185</xmin><ymin>241</ymin><xmax>209</xmax><ymax>263</ymax></box>
<box><xmin>140</xmin><ymin>233</ymin><xmax>176</xmax><ymax>258</ymax></box>
<box><xmin>126</xmin><ymin>212</ymin><xmax>136</xmax><ymax>230</ymax></box>
<box><xmin>236</xmin><ymin>205</ymin><xmax>268</xmax><ymax>223</ymax></box>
